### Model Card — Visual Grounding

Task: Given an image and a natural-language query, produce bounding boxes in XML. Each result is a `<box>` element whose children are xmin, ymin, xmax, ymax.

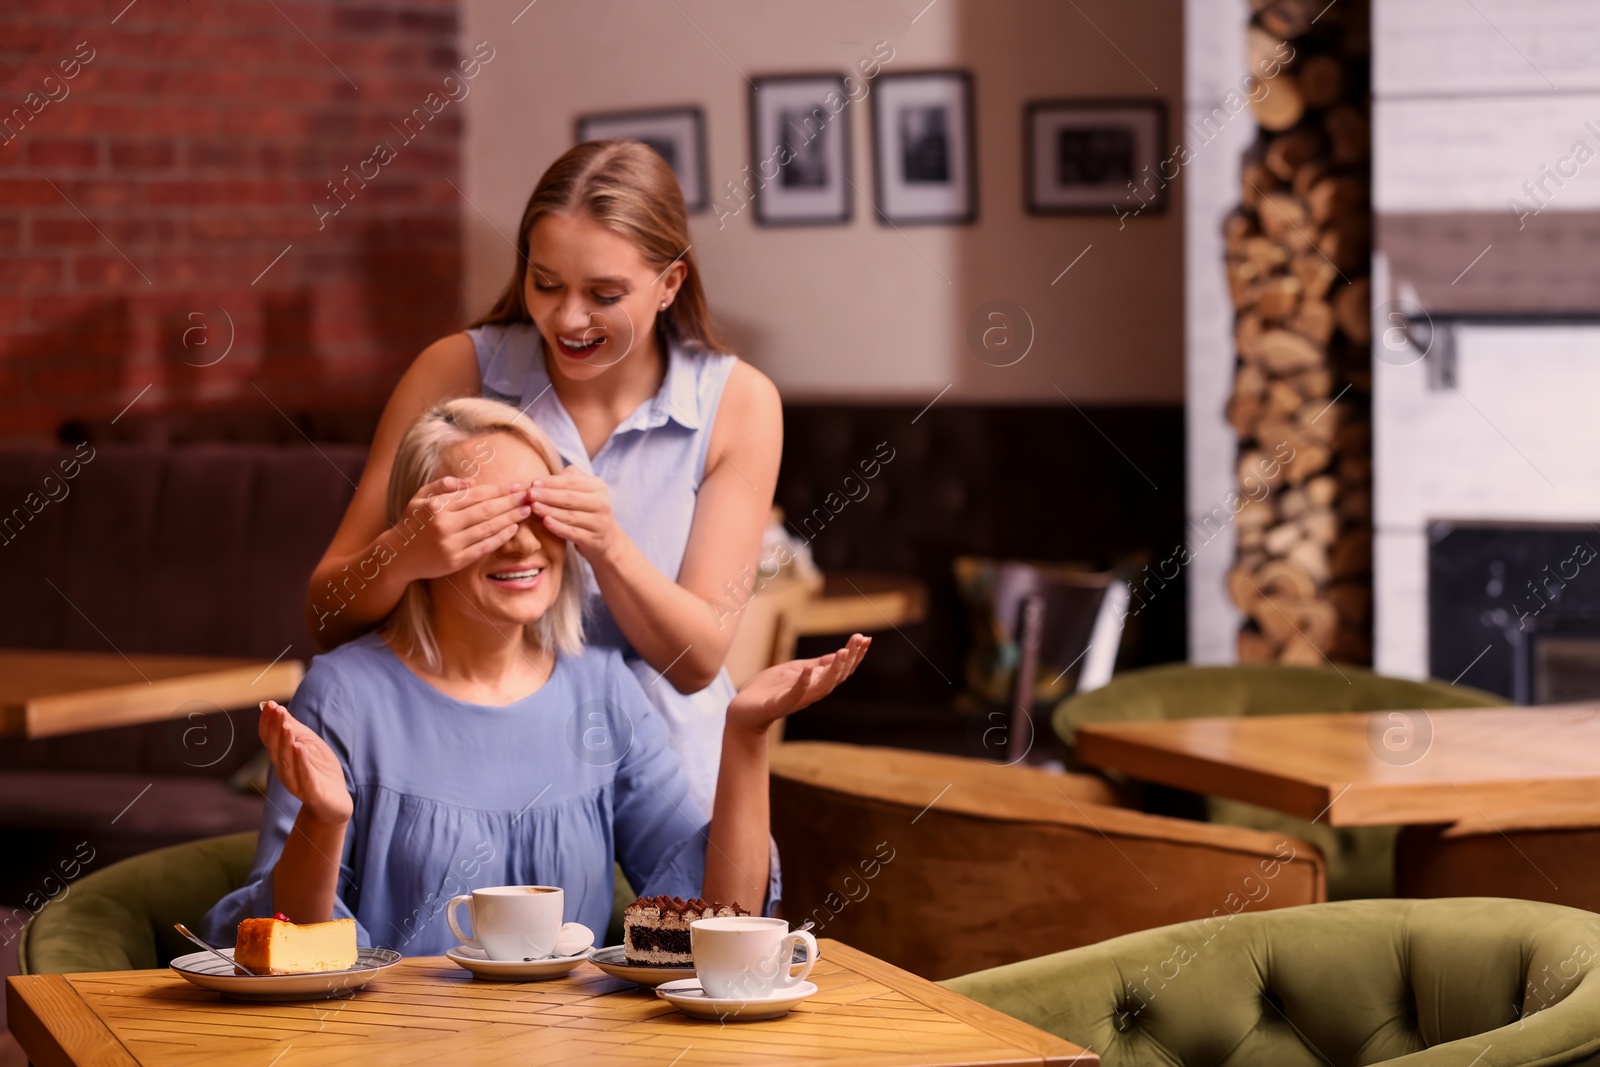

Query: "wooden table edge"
<box><xmin>1076</xmin><ymin>715</ymin><xmax>1600</xmax><ymax>827</ymax></box>
<box><xmin>794</xmin><ymin>580</ymin><xmax>929</xmax><ymax>637</ymax></box>
<box><xmin>1076</xmin><ymin>723</ymin><xmax>1337</xmax><ymax>822</ymax></box>
<box><xmin>19</xmin><ymin>660</ymin><xmax>305</xmax><ymax>739</ymax></box>
<box><xmin>820</xmin><ymin>939</ymin><xmax>1099</xmax><ymax>1066</ymax></box>
<box><xmin>10</xmin><ymin>944</ymin><xmax>1096</xmax><ymax>1067</ymax></box>
<box><xmin>8</xmin><ymin>972</ymin><xmax>138</xmax><ymax>1067</ymax></box>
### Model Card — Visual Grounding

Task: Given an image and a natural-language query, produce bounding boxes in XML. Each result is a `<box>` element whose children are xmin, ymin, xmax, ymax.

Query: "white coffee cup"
<box><xmin>445</xmin><ymin>885</ymin><xmax>593</xmax><ymax>962</ymax></box>
<box><xmin>690</xmin><ymin>916</ymin><xmax>818</xmax><ymax>1000</ymax></box>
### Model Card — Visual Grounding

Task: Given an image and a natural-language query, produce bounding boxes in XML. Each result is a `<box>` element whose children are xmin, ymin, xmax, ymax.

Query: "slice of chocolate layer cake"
<box><xmin>623</xmin><ymin>895</ymin><xmax>750</xmax><ymax>966</ymax></box>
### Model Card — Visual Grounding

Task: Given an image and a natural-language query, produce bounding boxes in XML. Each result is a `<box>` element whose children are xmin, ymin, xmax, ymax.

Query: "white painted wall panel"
<box><xmin>1374</xmin><ymin>322</ymin><xmax>1600</xmax><ymax>531</ymax></box>
<box><xmin>1185</xmin><ymin>0</ymin><xmax>1252</xmax><ymax>664</ymax></box>
<box><xmin>1375</xmin><ymin>0</ymin><xmax>1600</xmax><ymax>97</ymax></box>
<box><xmin>1375</xmin><ymin>94</ymin><xmax>1600</xmax><ymax>214</ymax></box>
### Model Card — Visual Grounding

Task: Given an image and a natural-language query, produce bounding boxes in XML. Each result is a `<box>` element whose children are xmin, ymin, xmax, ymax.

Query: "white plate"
<box><xmin>445</xmin><ymin>946</ymin><xmax>588</xmax><ymax>981</ymax></box>
<box><xmin>655</xmin><ymin>977</ymin><xmax>818</xmax><ymax>1022</ymax></box>
<box><xmin>587</xmin><ymin>943</ymin><xmax>814</xmax><ymax>988</ymax></box>
<box><xmin>170</xmin><ymin>947</ymin><xmax>402</xmax><ymax>1001</ymax></box>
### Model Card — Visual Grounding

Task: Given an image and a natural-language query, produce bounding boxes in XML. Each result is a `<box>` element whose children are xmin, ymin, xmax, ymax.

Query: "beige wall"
<box><xmin>460</xmin><ymin>0</ymin><xmax>1183</xmax><ymax>402</ymax></box>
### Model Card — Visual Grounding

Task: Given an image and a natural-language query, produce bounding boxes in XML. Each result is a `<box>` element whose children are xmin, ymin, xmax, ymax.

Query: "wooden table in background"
<box><xmin>7</xmin><ymin>939</ymin><xmax>1097</xmax><ymax>1066</ymax></box>
<box><xmin>1076</xmin><ymin>705</ymin><xmax>1600</xmax><ymax>827</ymax></box>
<box><xmin>0</xmin><ymin>648</ymin><xmax>304</xmax><ymax>739</ymax></box>
<box><xmin>794</xmin><ymin>571</ymin><xmax>928</xmax><ymax>637</ymax></box>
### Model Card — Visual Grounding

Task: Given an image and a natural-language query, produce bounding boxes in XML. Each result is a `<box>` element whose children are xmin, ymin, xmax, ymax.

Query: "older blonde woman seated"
<box><xmin>202</xmin><ymin>398</ymin><xmax>867</xmax><ymax>954</ymax></box>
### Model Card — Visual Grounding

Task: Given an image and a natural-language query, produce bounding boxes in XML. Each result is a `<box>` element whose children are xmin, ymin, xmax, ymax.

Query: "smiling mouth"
<box><xmin>487</xmin><ymin>567</ymin><xmax>543</xmax><ymax>587</ymax></box>
<box><xmin>556</xmin><ymin>335</ymin><xmax>605</xmax><ymax>357</ymax></box>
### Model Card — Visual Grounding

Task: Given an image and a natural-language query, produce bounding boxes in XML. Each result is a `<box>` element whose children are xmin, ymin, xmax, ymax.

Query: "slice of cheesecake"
<box><xmin>235</xmin><ymin>914</ymin><xmax>358</xmax><ymax>975</ymax></box>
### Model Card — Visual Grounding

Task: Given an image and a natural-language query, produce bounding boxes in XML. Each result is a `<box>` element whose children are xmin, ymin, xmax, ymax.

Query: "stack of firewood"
<box><xmin>1224</xmin><ymin>0</ymin><xmax>1373</xmax><ymax>666</ymax></box>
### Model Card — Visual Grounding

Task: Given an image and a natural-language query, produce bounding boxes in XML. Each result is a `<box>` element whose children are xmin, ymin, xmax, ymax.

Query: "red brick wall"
<box><xmin>0</xmin><ymin>2</ymin><xmax>466</xmax><ymax>442</ymax></box>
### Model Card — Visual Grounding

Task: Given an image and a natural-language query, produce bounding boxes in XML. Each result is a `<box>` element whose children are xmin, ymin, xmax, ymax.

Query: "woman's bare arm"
<box><xmin>259</xmin><ymin>701</ymin><xmax>352</xmax><ymax>922</ymax></box>
<box><xmin>306</xmin><ymin>334</ymin><xmax>527</xmax><ymax>648</ymax></box>
<box><xmin>702</xmin><ymin>637</ymin><xmax>869</xmax><ymax>907</ymax></box>
<box><xmin>538</xmin><ymin>360</ymin><xmax>782</xmax><ymax>692</ymax></box>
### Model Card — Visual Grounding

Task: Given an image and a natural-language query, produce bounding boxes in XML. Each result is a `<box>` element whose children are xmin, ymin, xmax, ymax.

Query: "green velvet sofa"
<box><xmin>1052</xmin><ymin>663</ymin><xmax>1508</xmax><ymax>899</ymax></box>
<box><xmin>944</xmin><ymin>897</ymin><xmax>1600</xmax><ymax>1067</ymax></box>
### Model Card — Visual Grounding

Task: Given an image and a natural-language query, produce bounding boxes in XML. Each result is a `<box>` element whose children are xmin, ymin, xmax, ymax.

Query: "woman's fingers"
<box><xmin>456</xmin><ymin>509</ymin><xmax>531</xmax><ymax>550</ymax></box>
<box><xmin>413</xmin><ymin>475</ymin><xmax>473</xmax><ymax>502</ymax></box>
<box><xmin>538</xmin><ymin>509</ymin><xmax>602</xmax><ymax>541</ymax></box>
<box><xmin>413</xmin><ymin>481</ymin><xmax>493</xmax><ymax>516</ymax></box>
<box><xmin>261</xmin><ymin>704</ymin><xmax>344</xmax><ymax>813</ymax></box>
<box><xmin>526</xmin><ymin>486</ymin><xmax>598</xmax><ymax>511</ymax></box>
<box><xmin>448</xmin><ymin>489</ymin><xmax>528</xmax><ymax>527</ymax></box>
<box><xmin>259</xmin><ymin>700</ymin><xmax>293</xmax><ymax>752</ymax></box>
<box><xmin>537</xmin><ymin>512</ymin><xmax>577</xmax><ymax>538</ymax></box>
<box><xmin>812</xmin><ymin>636</ymin><xmax>868</xmax><ymax>698</ymax></box>
<box><xmin>532</xmin><ymin>505</ymin><xmax>601</xmax><ymax>532</ymax></box>
<box><xmin>258</xmin><ymin>702</ymin><xmax>303</xmax><ymax>792</ymax></box>
<box><xmin>533</xmin><ymin>469</ymin><xmax>591</xmax><ymax>491</ymax></box>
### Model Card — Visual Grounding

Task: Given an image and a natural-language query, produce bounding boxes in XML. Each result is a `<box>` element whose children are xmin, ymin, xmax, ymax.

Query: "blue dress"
<box><xmin>201</xmin><ymin>632</ymin><xmax>778</xmax><ymax>956</ymax></box>
<box><xmin>468</xmin><ymin>323</ymin><xmax>741</xmax><ymax>814</ymax></box>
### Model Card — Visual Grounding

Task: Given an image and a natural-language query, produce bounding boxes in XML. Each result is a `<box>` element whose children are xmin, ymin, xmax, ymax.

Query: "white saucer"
<box><xmin>655</xmin><ymin>978</ymin><xmax>819</xmax><ymax>1021</ymax></box>
<box><xmin>445</xmin><ymin>945</ymin><xmax>590</xmax><ymax>981</ymax></box>
<box><xmin>170</xmin><ymin>947</ymin><xmax>401</xmax><ymax>1001</ymax></box>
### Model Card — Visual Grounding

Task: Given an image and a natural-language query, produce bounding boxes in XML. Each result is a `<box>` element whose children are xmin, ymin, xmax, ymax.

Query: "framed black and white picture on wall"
<box><xmin>748</xmin><ymin>74</ymin><xmax>853</xmax><ymax>226</ymax></box>
<box><xmin>870</xmin><ymin>70</ymin><xmax>975</xmax><ymax>225</ymax></box>
<box><xmin>1025</xmin><ymin>100</ymin><xmax>1167</xmax><ymax>216</ymax></box>
<box><xmin>575</xmin><ymin>107</ymin><xmax>708</xmax><ymax>212</ymax></box>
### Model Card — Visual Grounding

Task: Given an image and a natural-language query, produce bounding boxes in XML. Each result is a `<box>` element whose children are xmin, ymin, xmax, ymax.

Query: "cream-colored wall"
<box><xmin>460</xmin><ymin>0</ymin><xmax>1183</xmax><ymax>402</ymax></box>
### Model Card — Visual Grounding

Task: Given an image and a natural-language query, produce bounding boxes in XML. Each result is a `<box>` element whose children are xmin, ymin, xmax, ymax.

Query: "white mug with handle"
<box><xmin>446</xmin><ymin>885</ymin><xmax>593</xmax><ymax>962</ymax></box>
<box><xmin>690</xmin><ymin>916</ymin><xmax>819</xmax><ymax>1000</ymax></box>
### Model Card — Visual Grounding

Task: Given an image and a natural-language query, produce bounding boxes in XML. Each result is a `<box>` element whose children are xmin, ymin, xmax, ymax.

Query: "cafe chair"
<box><xmin>942</xmin><ymin>897</ymin><xmax>1600</xmax><ymax>1067</ymax></box>
<box><xmin>1052</xmin><ymin>663</ymin><xmax>1507</xmax><ymax>899</ymax></box>
<box><xmin>769</xmin><ymin>742</ymin><xmax>1326</xmax><ymax>982</ymax></box>
<box><xmin>18</xmin><ymin>831</ymin><xmax>257</xmax><ymax>974</ymax></box>
<box><xmin>1397</xmin><ymin>807</ymin><xmax>1600</xmax><ymax>913</ymax></box>
<box><xmin>952</xmin><ymin>556</ymin><xmax>1129</xmax><ymax>765</ymax></box>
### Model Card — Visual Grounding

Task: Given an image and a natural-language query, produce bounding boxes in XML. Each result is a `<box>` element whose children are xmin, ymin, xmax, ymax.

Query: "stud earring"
<box><xmin>660</xmin><ymin>301</ymin><xmax>668</xmax><ymax>310</ymax></box>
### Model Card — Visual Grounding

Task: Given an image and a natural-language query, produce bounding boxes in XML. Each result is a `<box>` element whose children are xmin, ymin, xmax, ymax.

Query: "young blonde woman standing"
<box><xmin>306</xmin><ymin>141</ymin><xmax>782</xmax><ymax>811</ymax></box>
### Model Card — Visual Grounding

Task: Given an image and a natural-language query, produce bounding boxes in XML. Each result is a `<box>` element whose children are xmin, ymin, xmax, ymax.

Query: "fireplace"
<box><xmin>1429</xmin><ymin>522</ymin><xmax>1600</xmax><ymax>704</ymax></box>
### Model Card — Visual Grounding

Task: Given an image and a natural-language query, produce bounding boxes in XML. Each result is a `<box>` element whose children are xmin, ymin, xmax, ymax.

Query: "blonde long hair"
<box><xmin>382</xmin><ymin>397</ymin><xmax>585</xmax><ymax>670</ymax></box>
<box><xmin>468</xmin><ymin>139</ymin><xmax>726</xmax><ymax>353</ymax></box>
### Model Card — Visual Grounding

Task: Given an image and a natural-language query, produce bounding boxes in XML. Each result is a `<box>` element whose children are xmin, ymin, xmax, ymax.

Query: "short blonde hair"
<box><xmin>382</xmin><ymin>397</ymin><xmax>585</xmax><ymax>670</ymax></box>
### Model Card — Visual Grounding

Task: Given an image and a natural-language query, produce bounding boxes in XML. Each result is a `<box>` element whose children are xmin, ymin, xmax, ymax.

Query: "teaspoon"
<box><xmin>174</xmin><ymin>922</ymin><xmax>260</xmax><ymax>977</ymax></box>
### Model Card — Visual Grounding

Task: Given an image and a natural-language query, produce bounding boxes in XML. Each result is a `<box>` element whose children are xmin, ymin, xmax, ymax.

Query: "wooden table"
<box><xmin>7</xmin><ymin>939</ymin><xmax>1096</xmax><ymax>1066</ymax></box>
<box><xmin>0</xmin><ymin>648</ymin><xmax>304</xmax><ymax>739</ymax></box>
<box><xmin>794</xmin><ymin>571</ymin><xmax>928</xmax><ymax>637</ymax></box>
<box><xmin>1076</xmin><ymin>705</ymin><xmax>1600</xmax><ymax>827</ymax></box>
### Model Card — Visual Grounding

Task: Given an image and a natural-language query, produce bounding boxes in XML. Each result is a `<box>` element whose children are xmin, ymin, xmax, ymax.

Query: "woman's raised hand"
<box><xmin>727</xmin><ymin>634</ymin><xmax>871</xmax><ymax>734</ymax></box>
<box><xmin>258</xmin><ymin>701</ymin><xmax>353</xmax><ymax>825</ymax></box>
<box><xmin>390</xmin><ymin>476</ymin><xmax>532</xmax><ymax>581</ymax></box>
<box><xmin>527</xmin><ymin>469</ymin><xmax>623</xmax><ymax>562</ymax></box>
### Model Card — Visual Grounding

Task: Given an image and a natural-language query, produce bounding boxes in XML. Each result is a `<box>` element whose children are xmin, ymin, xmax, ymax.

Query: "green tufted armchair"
<box><xmin>19</xmin><ymin>831</ymin><xmax>258</xmax><ymax>974</ymax></box>
<box><xmin>1052</xmin><ymin>663</ymin><xmax>1508</xmax><ymax>899</ymax></box>
<box><xmin>943</xmin><ymin>897</ymin><xmax>1600</xmax><ymax>1067</ymax></box>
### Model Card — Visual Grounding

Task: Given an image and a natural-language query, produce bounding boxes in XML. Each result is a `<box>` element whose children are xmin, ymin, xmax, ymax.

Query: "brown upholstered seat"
<box><xmin>1396</xmin><ymin>806</ymin><xmax>1600</xmax><ymax>913</ymax></box>
<box><xmin>770</xmin><ymin>741</ymin><xmax>1326</xmax><ymax>981</ymax></box>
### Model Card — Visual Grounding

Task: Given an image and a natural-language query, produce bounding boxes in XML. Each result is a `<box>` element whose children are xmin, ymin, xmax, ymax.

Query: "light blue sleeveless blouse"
<box><xmin>465</xmin><ymin>322</ymin><xmax>740</xmax><ymax>812</ymax></box>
